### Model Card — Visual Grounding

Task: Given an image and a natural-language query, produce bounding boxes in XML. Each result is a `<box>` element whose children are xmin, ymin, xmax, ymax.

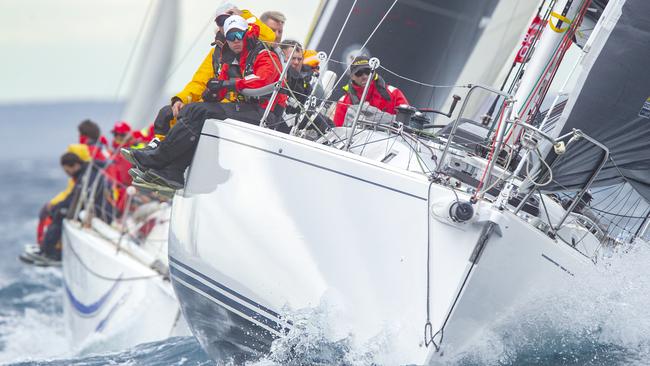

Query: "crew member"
<box><xmin>77</xmin><ymin>119</ymin><xmax>107</xmax><ymax>160</ymax></box>
<box><xmin>280</xmin><ymin>40</ymin><xmax>313</xmax><ymax>114</ymax></box>
<box><xmin>36</xmin><ymin>146</ymin><xmax>104</xmax><ymax>262</ymax></box>
<box><xmin>105</xmin><ymin>121</ymin><xmax>140</xmax><ymax>214</ymax></box>
<box><xmin>333</xmin><ymin>55</ymin><xmax>409</xmax><ymax>127</ymax></box>
<box><xmin>150</xmin><ymin>8</ymin><xmax>276</xmax><ymax>146</ymax></box>
<box><xmin>125</xmin><ymin>15</ymin><xmax>286</xmax><ymax>189</ymax></box>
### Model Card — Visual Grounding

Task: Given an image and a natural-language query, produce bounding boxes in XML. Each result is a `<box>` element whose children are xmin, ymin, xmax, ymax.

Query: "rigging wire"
<box><xmin>327</xmin><ymin>59</ymin><xmax>471</xmax><ymax>89</ymax></box>
<box><xmin>164</xmin><ymin>15</ymin><xmax>215</xmax><ymax>83</ymax></box>
<box><xmin>114</xmin><ymin>0</ymin><xmax>155</xmax><ymax>102</ymax></box>
<box><xmin>326</xmin><ymin>0</ymin><xmax>400</xmax><ymax>98</ymax></box>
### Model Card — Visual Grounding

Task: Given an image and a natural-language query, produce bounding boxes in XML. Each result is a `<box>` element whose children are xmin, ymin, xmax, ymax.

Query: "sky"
<box><xmin>0</xmin><ymin>0</ymin><xmax>321</xmax><ymax>104</ymax></box>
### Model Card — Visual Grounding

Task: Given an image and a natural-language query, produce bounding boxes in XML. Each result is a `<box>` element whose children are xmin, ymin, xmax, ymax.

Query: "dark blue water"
<box><xmin>1</xmin><ymin>102</ymin><xmax>649</xmax><ymax>365</ymax></box>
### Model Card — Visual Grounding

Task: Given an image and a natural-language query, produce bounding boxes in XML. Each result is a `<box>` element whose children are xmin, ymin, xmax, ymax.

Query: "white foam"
<box><xmin>447</xmin><ymin>240</ymin><xmax>650</xmax><ymax>365</ymax></box>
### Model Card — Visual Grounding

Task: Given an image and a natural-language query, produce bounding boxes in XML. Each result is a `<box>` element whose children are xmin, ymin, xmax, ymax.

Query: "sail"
<box><xmin>306</xmin><ymin>0</ymin><xmax>499</xmax><ymax>109</ymax></box>
<box><xmin>542</xmin><ymin>0</ymin><xmax>650</xmax><ymax>202</ymax></box>
<box><xmin>121</xmin><ymin>0</ymin><xmax>178</xmax><ymax>127</ymax></box>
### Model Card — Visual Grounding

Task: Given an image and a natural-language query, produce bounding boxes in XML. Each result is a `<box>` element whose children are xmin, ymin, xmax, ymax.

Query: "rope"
<box><xmin>63</xmin><ymin>229</ymin><xmax>164</xmax><ymax>282</ymax></box>
<box><xmin>424</xmin><ymin>178</ymin><xmax>439</xmax><ymax>351</ymax></box>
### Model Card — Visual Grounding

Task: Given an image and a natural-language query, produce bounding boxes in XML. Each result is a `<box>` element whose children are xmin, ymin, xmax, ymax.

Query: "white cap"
<box><xmin>223</xmin><ymin>15</ymin><xmax>248</xmax><ymax>35</ymax></box>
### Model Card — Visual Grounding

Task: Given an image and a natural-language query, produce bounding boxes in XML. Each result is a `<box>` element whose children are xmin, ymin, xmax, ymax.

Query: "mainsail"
<box><xmin>542</xmin><ymin>0</ymin><xmax>650</xmax><ymax>201</ymax></box>
<box><xmin>306</xmin><ymin>0</ymin><xmax>499</xmax><ymax>109</ymax></box>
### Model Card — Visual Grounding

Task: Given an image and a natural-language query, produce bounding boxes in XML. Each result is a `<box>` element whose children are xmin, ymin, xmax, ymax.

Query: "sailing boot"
<box><xmin>145</xmin><ymin>168</ymin><xmax>185</xmax><ymax>190</ymax></box>
<box><xmin>132</xmin><ymin>177</ymin><xmax>176</xmax><ymax>193</ymax></box>
<box><xmin>142</xmin><ymin>145</ymin><xmax>194</xmax><ymax>190</ymax></box>
<box><xmin>128</xmin><ymin>167</ymin><xmax>148</xmax><ymax>181</ymax></box>
<box><xmin>126</xmin><ymin>147</ymin><xmax>168</xmax><ymax>171</ymax></box>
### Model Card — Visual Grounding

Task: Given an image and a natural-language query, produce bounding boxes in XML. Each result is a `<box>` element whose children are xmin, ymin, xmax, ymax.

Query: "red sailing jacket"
<box><xmin>333</xmin><ymin>79</ymin><xmax>409</xmax><ymax>127</ymax></box>
<box><xmin>217</xmin><ymin>24</ymin><xmax>287</xmax><ymax>111</ymax></box>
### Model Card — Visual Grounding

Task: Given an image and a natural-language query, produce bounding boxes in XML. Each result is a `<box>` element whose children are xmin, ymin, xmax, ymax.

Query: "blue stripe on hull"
<box><xmin>170</xmin><ymin>272</ymin><xmax>276</xmax><ymax>364</ymax></box>
<box><xmin>170</xmin><ymin>265</ymin><xmax>286</xmax><ymax>334</ymax></box>
<box><xmin>169</xmin><ymin>256</ymin><xmax>282</xmax><ymax>319</ymax></box>
<box><xmin>64</xmin><ymin>279</ymin><xmax>120</xmax><ymax>316</ymax></box>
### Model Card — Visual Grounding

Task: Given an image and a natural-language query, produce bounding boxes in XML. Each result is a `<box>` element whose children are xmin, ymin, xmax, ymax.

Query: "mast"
<box><xmin>121</xmin><ymin>0</ymin><xmax>179</xmax><ymax>128</ymax></box>
<box><xmin>507</xmin><ymin>0</ymin><xmax>590</xmax><ymax>143</ymax></box>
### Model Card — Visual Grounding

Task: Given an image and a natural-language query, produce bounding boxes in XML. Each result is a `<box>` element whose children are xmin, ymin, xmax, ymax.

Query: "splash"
<box><xmin>448</xmin><ymin>241</ymin><xmax>650</xmax><ymax>366</ymax></box>
<box><xmin>247</xmin><ymin>297</ymin><xmax>400</xmax><ymax>366</ymax></box>
<box><xmin>0</xmin><ymin>268</ymin><xmax>68</xmax><ymax>364</ymax></box>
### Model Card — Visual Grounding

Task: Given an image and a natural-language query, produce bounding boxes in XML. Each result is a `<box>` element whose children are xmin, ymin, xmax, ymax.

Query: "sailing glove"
<box><xmin>206</xmin><ymin>78</ymin><xmax>236</xmax><ymax>92</ymax></box>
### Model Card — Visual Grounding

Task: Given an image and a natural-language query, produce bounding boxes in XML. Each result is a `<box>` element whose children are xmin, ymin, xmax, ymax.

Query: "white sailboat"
<box><xmin>60</xmin><ymin>0</ymin><xmax>188</xmax><ymax>353</ymax></box>
<box><xmin>167</xmin><ymin>0</ymin><xmax>650</xmax><ymax>363</ymax></box>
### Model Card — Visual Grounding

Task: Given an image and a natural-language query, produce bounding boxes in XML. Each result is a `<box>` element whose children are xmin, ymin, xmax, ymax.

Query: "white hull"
<box><xmin>62</xmin><ymin>210</ymin><xmax>187</xmax><ymax>353</ymax></box>
<box><xmin>169</xmin><ymin>119</ymin><xmax>593</xmax><ymax>364</ymax></box>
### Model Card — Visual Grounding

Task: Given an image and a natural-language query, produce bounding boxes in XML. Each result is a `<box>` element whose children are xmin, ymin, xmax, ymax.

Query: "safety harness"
<box><xmin>342</xmin><ymin>74</ymin><xmax>392</xmax><ymax>105</ymax></box>
<box><xmin>214</xmin><ymin>38</ymin><xmax>271</xmax><ymax>104</ymax></box>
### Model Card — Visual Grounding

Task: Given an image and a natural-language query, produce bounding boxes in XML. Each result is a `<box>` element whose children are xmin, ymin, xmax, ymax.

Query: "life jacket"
<box><xmin>218</xmin><ymin>26</ymin><xmax>276</xmax><ymax>104</ymax></box>
<box><xmin>342</xmin><ymin>74</ymin><xmax>392</xmax><ymax>105</ymax></box>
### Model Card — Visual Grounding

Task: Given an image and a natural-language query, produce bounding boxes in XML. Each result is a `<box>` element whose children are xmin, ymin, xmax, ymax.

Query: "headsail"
<box><xmin>542</xmin><ymin>0</ymin><xmax>650</xmax><ymax>202</ymax></box>
<box><xmin>121</xmin><ymin>0</ymin><xmax>178</xmax><ymax>128</ymax></box>
<box><xmin>306</xmin><ymin>0</ymin><xmax>499</xmax><ymax>109</ymax></box>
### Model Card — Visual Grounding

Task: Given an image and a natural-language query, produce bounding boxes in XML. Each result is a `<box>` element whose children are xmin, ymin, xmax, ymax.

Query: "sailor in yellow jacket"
<box><xmin>150</xmin><ymin>9</ymin><xmax>276</xmax><ymax>145</ymax></box>
<box><xmin>36</xmin><ymin>145</ymin><xmax>90</xmax><ymax>253</ymax></box>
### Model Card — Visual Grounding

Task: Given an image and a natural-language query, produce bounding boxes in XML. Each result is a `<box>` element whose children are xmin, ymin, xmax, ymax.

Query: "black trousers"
<box><xmin>156</xmin><ymin>102</ymin><xmax>269</xmax><ymax>172</ymax></box>
<box><xmin>153</xmin><ymin>105</ymin><xmax>174</xmax><ymax>137</ymax></box>
<box><xmin>43</xmin><ymin>208</ymin><xmax>65</xmax><ymax>259</ymax></box>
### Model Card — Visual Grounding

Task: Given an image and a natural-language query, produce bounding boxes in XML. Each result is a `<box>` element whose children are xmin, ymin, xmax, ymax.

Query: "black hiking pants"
<box><xmin>155</xmin><ymin>102</ymin><xmax>272</xmax><ymax>173</ymax></box>
<box><xmin>153</xmin><ymin>105</ymin><xmax>175</xmax><ymax>137</ymax></box>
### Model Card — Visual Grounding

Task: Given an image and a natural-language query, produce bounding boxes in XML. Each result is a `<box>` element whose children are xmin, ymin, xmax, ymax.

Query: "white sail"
<box><xmin>120</xmin><ymin>0</ymin><xmax>178</xmax><ymax>127</ymax></box>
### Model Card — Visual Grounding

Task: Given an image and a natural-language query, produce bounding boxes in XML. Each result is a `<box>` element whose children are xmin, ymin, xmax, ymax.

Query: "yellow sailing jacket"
<box><xmin>49</xmin><ymin>144</ymin><xmax>91</xmax><ymax>206</ymax></box>
<box><xmin>174</xmin><ymin>10</ymin><xmax>276</xmax><ymax>105</ymax></box>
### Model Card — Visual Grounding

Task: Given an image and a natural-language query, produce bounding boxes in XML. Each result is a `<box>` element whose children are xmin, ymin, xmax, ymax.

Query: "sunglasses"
<box><xmin>354</xmin><ymin>69</ymin><xmax>371</xmax><ymax>77</ymax></box>
<box><xmin>225</xmin><ymin>30</ymin><xmax>246</xmax><ymax>42</ymax></box>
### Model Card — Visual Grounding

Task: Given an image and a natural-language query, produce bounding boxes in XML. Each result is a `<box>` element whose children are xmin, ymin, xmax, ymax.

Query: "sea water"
<box><xmin>1</xmin><ymin>103</ymin><xmax>649</xmax><ymax>365</ymax></box>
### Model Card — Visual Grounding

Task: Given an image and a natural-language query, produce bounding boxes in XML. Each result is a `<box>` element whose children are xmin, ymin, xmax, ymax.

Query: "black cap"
<box><xmin>349</xmin><ymin>55</ymin><xmax>371</xmax><ymax>74</ymax></box>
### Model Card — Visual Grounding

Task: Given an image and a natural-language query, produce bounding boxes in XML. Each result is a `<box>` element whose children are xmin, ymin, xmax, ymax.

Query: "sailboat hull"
<box><xmin>62</xmin><ymin>219</ymin><xmax>187</xmax><ymax>353</ymax></box>
<box><xmin>169</xmin><ymin>119</ymin><xmax>592</xmax><ymax>364</ymax></box>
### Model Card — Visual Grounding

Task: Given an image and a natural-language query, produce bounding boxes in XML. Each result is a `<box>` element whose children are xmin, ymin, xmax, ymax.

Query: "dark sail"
<box><xmin>542</xmin><ymin>0</ymin><xmax>650</xmax><ymax>202</ymax></box>
<box><xmin>306</xmin><ymin>0</ymin><xmax>499</xmax><ymax>109</ymax></box>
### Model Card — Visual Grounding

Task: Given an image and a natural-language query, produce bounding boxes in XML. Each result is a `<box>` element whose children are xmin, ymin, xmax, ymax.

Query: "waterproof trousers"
<box><xmin>152</xmin><ymin>102</ymin><xmax>269</xmax><ymax>173</ymax></box>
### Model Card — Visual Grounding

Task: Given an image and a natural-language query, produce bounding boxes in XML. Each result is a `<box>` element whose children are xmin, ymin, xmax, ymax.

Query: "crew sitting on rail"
<box><xmin>77</xmin><ymin>119</ymin><xmax>108</xmax><ymax>161</ymax></box>
<box><xmin>333</xmin><ymin>55</ymin><xmax>409</xmax><ymax>127</ymax></box>
<box><xmin>148</xmin><ymin>7</ymin><xmax>277</xmax><ymax>148</ymax></box>
<box><xmin>105</xmin><ymin>121</ymin><xmax>151</xmax><ymax>214</ymax></box>
<box><xmin>123</xmin><ymin>15</ymin><xmax>287</xmax><ymax>190</ymax></box>
<box><xmin>34</xmin><ymin>146</ymin><xmax>108</xmax><ymax>263</ymax></box>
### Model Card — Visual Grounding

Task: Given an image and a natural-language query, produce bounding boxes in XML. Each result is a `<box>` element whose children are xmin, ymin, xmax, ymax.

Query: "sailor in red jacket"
<box><xmin>125</xmin><ymin>15</ymin><xmax>286</xmax><ymax>189</ymax></box>
<box><xmin>77</xmin><ymin>119</ymin><xmax>108</xmax><ymax>161</ymax></box>
<box><xmin>333</xmin><ymin>56</ymin><xmax>409</xmax><ymax>127</ymax></box>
